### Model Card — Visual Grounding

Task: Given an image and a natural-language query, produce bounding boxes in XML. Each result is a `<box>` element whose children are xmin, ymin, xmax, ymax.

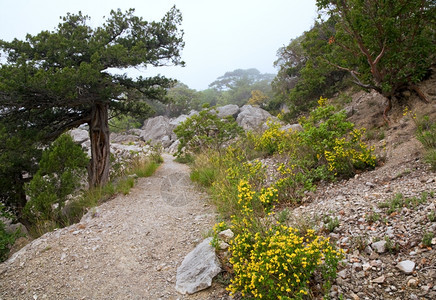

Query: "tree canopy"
<box><xmin>0</xmin><ymin>6</ymin><xmax>185</xmax><ymax>187</ymax></box>
<box><xmin>315</xmin><ymin>0</ymin><xmax>436</xmax><ymax>118</ymax></box>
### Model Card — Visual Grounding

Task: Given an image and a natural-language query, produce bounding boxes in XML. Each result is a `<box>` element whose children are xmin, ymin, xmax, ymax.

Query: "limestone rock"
<box><xmin>372</xmin><ymin>275</ymin><xmax>385</xmax><ymax>284</ymax></box>
<box><xmin>140</xmin><ymin>116</ymin><xmax>173</xmax><ymax>147</ymax></box>
<box><xmin>216</xmin><ymin>104</ymin><xmax>240</xmax><ymax>119</ymax></box>
<box><xmin>175</xmin><ymin>237</ymin><xmax>221</xmax><ymax>294</ymax></box>
<box><xmin>110</xmin><ymin>133</ymin><xmax>142</xmax><ymax>144</ymax></box>
<box><xmin>5</xmin><ymin>223</ymin><xmax>28</xmax><ymax>235</ymax></box>
<box><xmin>69</xmin><ymin>129</ymin><xmax>89</xmax><ymax>144</ymax></box>
<box><xmin>280</xmin><ymin>123</ymin><xmax>303</xmax><ymax>132</ymax></box>
<box><xmin>371</xmin><ymin>240</ymin><xmax>387</xmax><ymax>253</ymax></box>
<box><xmin>167</xmin><ymin>140</ymin><xmax>180</xmax><ymax>154</ymax></box>
<box><xmin>236</xmin><ymin>105</ymin><xmax>275</xmax><ymax>131</ymax></box>
<box><xmin>169</xmin><ymin>114</ymin><xmax>189</xmax><ymax>127</ymax></box>
<box><xmin>397</xmin><ymin>260</ymin><xmax>415</xmax><ymax>274</ymax></box>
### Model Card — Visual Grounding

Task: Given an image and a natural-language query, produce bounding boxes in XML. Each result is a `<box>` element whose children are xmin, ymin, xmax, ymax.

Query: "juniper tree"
<box><xmin>0</xmin><ymin>7</ymin><xmax>184</xmax><ymax>187</ymax></box>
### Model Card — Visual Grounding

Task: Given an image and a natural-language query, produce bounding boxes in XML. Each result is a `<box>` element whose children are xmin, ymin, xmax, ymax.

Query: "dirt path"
<box><xmin>0</xmin><ymin>154</ymin><xmax>229</xmax><ymax>299</ymax></box>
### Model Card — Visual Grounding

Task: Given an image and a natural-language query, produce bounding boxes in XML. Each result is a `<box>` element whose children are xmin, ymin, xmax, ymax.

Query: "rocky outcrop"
<box><xmin>236</xmin><ymin>105</ymin><xmax>276</xmax><ymax>131</ymax></box>
<box><xmin>216</xmin><ymin>104</ymin><xmax>240</xmax><ymax>119</ymax></box>
<box><xmin>175</xmin><ymin>237</ymin><xmax>221</xmax><ymax>294</ymax></box>
<box><xmin>140</xmin><ymin>116</ymin><xmax>174</xmax><ymax>148</ymax></box>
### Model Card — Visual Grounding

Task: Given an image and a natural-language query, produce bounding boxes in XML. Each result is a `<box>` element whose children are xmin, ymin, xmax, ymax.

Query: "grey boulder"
<box><xmin>175</xmin><ymin>237</ymin><xmax>221</xmax><ymax>294</ymax></box>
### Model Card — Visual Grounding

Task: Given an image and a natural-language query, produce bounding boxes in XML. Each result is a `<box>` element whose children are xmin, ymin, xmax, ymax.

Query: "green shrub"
<box><xmin>174</xmin><ymin>106</ymin><xmax>242</xmax><ymax>157</ymax></box>
<box><xmin>24</xmin><ymin>134</ymin><xmax>88</xmax><ymax>224</ymax></box>
<box><xmin>0</xmin><ymin>203</ymin><xmax>19</xmax><ymax>262</ymax></box>
<box><xmin>422</xmin><ymin>232</ymin><xmax>434</xmax><ymax>247</ymax></box>
<box><xmin>298</xmin><ymin>97</ymin><xmax>376</xmax><ymax>177</ymax></box>
<box><xmin>414</xmin><ymin>114</ymin><xmax>436</xmax><ymax>170</ymax></box>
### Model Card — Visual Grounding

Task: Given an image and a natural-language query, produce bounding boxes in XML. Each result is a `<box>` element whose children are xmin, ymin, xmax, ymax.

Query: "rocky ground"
<box><xmin>281</xmin><ymin>74</ymin><xmax>436</xmax><ymax>299</ymax></box>
<box><xmin>287</xmin><ymin>139</ymin><xmax>436</xmax><ymax>300</ymax></box>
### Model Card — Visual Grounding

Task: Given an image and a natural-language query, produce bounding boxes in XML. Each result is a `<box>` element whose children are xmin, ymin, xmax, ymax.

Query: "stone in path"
<box><xmin>176</xmin><ymin>237</ymin><xmax>222</xmax><ymax>294</ymax></box>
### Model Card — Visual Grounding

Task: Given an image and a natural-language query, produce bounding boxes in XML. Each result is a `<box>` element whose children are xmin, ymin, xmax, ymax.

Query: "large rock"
<box><xmin>236</xmin><ymin>105</ymin><xmax>275</xmax><ymax>131</ymax></box>
<box><xmin>169</xmin><ymin>114</ymin><xmax>189</xmax><ymax>127</ymax></box>
<box><xmin>175</xmin><ymin>237</ymin><xmax>221</xmax><ymax>294</ymax></box>
<box><xmin>110</xmin><ymin>133</ymin><xmax>142</xmax><ymax>144</ymax></box>
<box><xmin>69</xmin><ymin>129</ymin><xmax>89</xmax><ymax>144</ymax></box>
<box><xmin>216</xmin><ymin>104</ymin><xmax>240</xmax><ymax>119</ymax></box>
<box><xmin>140</xmin><ymin>116</ymin><xmax>174</xmax><ymax>148</ymax></box>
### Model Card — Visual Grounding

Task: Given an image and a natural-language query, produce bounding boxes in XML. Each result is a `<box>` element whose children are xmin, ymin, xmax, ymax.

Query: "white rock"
<box><xmin>215</xmin><ymin>104</ymin><xmax>240</xmax><ymax>119</ymax></box>
<box><xmin>175</xmin><ymin>237</ymin><xmax>221</xmax><ymax>294</ymax></box>
<box><xmin>397</xmin><ymin>260</ymin><xmax>415</xmax><ymax>274</ymax></box>
<box><xmin>371</xmin><ymin>240</ymin><xmax>387</xmax><ymax>253</ymax></box>
<box><xmin>218</xmin><ymin>241</ymin><xmax>229</xmax><ymax>250</ymax></box>
<box><xmin>236</xmin><ymin>105</ymin><xmax>275</xmax><ymax>131</ymax></box>
<box><xmin>69</xmin><ymin>129</ymin><xmax>89</xmax><ymax>144</ymax></box>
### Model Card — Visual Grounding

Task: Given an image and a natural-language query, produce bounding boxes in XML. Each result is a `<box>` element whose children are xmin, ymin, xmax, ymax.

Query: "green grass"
<box><xmin>134</xmin><ymin>161</ymin><xmax>160</xmax><ymax>177</ymax></box>
<box><xmin>378</xmin><ymin>192</ymin><xmax>428</xmax><ymax>214</ymax></box>
<box><xmin>190</xmin><ymin>167</ymin><xmax>218</xmax><ymax>187</ymax></box>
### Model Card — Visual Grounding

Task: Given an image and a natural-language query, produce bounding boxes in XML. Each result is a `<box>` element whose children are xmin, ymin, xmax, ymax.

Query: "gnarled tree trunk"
<box><xmin>88</xmin><ymin>103</ymin><xmax>110</xmax><ymax>187</ymax></box>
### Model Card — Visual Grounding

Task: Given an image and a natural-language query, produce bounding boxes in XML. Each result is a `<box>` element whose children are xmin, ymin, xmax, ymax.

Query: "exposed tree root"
<box><xmin>410</xmin><ymin>85</ymin><xmax>429</xmax><ymax>103</ymax></box>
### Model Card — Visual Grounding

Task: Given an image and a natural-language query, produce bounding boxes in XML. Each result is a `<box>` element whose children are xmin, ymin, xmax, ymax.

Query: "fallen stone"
<box><xmin>218</xmin><ymin>241</ymin><xmax>229</xmax><ymax>250</ymax></box>
<box><xmin>372</xmin><ymin>275</ymin><xmax>385</xmax><ymax>284</ymax></box>
<box><xmin>280</xmin><ymin>123</ymin><xmax>303</xmax><ymax>132</ymax></box>
<box><xmin>397</xmin><ymin>260</ymin><xmax>415</xmax><ymax>274</ymax></box>
<box><xmin>175</xmin><ymin>237</ymin><xmax>221</xmax><ymax>294</ymax></box>
<box><xmin>337</xmin><ymin>269</ymin><xmax>348</xmax><ymax>279</ymax></box>
<box><xmin>371</xmin><ymin>240</ymin><xmax>387</xmax><ymax>253</ymax></box>
<box><xmin>5</xmin><ymin>223</ymin><xmax>28</xmax><ymax>235</ymax></box>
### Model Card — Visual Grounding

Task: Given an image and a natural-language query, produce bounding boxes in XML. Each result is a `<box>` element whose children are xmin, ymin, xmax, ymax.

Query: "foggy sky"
<box><xmin>0</xmin><ymin>0</ymin><xmax>318</xmax><ymax>90</ymax></box>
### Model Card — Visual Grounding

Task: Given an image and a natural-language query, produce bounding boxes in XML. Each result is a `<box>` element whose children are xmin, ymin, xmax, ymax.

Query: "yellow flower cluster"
<box><xmin>324</xmin><ymin>128</ymin><xmax>376</xmax><ymax>176</ymax></box>
<box><xmin>317</xmin><ymin>96</ymin><xmax>328</xmax><ymax>107</ymax></box>
<box><xmin>252</xmin><ymin>120</ymin><xmax>296</xmax><ymax>155</ymax></box>
<box><xmin>227</xmin><ymin>180</ymin><xmax>343</xmax><ymax>299</ymax></box>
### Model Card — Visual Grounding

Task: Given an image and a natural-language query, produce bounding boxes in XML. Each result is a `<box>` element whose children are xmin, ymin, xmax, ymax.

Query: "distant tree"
<box><xmin>109</xmin><ymin>115</ymin><xmax>142</xmax><ymax>133</ymax></box>
<box><xmin>0</xmin><ymin>7</ymin><xmax>184</xmax><ymax>187</ymax></box>
<box><xmin>197</xmin><ymin>88</ymin><xmax>221</xmax><ymax>107</ymax></box>
<box><xmin>209</xmin><ymin>68</ymin><xmax>274</xmax><ymax>91</ymax></box>
<box><xmin>209</xmin><ymin>68</ymin><xmax>274</xmax><ymax>107</ymax></box>
<box><xmin>316</xmin><ymin>0</ymin><xmax>436</xmax><ymax>120</ymax></box>
<box><xmin>166</xmin><ymin>83</ymin><xmax>200</xmax><ymax>116</ymax></box>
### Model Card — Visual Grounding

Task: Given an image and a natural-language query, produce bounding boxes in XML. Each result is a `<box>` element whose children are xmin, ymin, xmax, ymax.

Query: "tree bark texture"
<box><xmin>88</xmin><ymin>103</ymin><xmax>110</xmax><ymax>187</ymax></box>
